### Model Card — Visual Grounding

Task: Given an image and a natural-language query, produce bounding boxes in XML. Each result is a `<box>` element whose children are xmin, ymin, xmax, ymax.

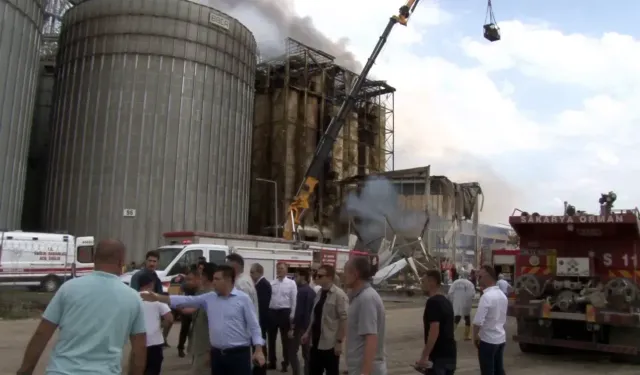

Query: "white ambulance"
<box><xmin>0</xmin><ymin>231</ymin><xmax>95</xmax><ymax>292</ymax></box>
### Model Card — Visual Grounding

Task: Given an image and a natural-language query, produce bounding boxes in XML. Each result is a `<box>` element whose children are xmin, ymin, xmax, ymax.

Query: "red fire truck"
<box><xmin>508</xmin><ymin>202</ymin><xmax>640</xmax><ymax>361</ymax></box>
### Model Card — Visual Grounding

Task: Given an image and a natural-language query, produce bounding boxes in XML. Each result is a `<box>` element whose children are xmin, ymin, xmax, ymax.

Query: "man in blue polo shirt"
<box><xmin>17</xmin><ymin>239</ymin><xmax>147</xmax><ymax>375</ymax></box>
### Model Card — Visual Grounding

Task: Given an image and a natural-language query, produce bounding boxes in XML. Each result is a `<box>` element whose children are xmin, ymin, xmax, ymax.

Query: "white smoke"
<box><xmin>394</xmin><ymin>149</ymin><xmax>525</xmax><ymax>225</ymax></box>
<box><xmin>344</xmin><ymin>177</ymin><xmax>429</xmax><ymax>248</ymax></box>
<box><xmin>196</xmin><ymin>0</ymin><xmax>361</xmax><ymax>70</ymax></box>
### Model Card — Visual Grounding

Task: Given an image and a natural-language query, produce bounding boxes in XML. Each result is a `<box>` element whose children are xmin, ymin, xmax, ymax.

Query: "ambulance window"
<box><xmin>77</xmin><ymin>246</ymin><xmax>94</xmax><ymax>263</ymax></box>
<box><xmin>209</xmin><ymin>250</ymin><xmax>227</xmax><ymax>265</ymax></box>
<box><xmin>168</xmin><ymin>249</ymin><xmax>203</xmax><ymax>276</ymax></box>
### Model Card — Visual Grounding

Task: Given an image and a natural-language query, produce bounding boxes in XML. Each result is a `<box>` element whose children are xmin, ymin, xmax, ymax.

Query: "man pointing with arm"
<box><xmin>141</xmin><ymin>264</ymin><xmax>265</xmax><ymax>375</ymax></box>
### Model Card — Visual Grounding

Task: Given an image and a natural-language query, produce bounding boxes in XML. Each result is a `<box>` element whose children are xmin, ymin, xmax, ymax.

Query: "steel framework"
<box><xmin>41</xmin><ymin>0</ymin><xmax>71</xmax><ymax>59</ymax></box>
<box><xmin>249</xmin><ymin>38</ymin><xmax>395</xmax><ymax>240</ymax></box>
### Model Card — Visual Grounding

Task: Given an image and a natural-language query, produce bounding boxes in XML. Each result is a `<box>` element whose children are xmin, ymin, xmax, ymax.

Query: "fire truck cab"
<box><xmin>509</xmin><ymin>203</ymin><xmax>640</xmax><ymax>361</ymax></box>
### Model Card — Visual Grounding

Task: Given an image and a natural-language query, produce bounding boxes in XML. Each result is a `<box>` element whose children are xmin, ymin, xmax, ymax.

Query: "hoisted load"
<box><xmin>483</xmin><ymin>0</ymin><xmax>501</xmax><ymax>42</ymax></box>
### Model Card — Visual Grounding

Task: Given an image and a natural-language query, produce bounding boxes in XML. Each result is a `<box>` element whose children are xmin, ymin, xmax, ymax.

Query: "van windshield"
<box><xmin>156</xmin><ymin>247</ymin><xmax>184</xmax><ymax>271</ymax></box>
<box><xmin>77</xmin><ymin>246</ymin><xmax>94</xmax><ymax>264</ymax></box>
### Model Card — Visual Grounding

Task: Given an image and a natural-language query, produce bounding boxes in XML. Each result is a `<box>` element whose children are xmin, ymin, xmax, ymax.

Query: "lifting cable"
<box><xmin>484</xmin><ymin>0</ymin><xmax>498</xmax><ymax>26</ymax></box>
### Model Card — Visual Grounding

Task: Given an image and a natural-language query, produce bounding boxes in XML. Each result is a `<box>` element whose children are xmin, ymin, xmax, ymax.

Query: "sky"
<box><xmin>207</xmin><ymin>0</ymin><xmax>640</xmax><ymax>225</ymax></box>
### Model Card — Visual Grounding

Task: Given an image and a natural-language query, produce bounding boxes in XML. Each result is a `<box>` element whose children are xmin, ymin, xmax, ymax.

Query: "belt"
<box><xmin>211</xmin><ymin>346</ymin><xmax>251</xmax><ymax>355</ymax></box>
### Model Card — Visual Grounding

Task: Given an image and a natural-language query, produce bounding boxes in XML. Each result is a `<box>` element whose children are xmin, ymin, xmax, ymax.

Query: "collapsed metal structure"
<box><xmin>338</xmin><ymin>166</ymin><xmax>485</xmax><ymax>285</ymax></box>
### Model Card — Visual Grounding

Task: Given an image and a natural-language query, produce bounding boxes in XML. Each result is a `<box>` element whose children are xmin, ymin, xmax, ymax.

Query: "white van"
<box><xmin>0</xmin><ymin>231</ymin><xmax>95</xmax><ymax>292</ymax></box>
<box><xmin>120</xmin><ymin>243</ymin><xmax>313</xmax><ymax>292</ymax></box>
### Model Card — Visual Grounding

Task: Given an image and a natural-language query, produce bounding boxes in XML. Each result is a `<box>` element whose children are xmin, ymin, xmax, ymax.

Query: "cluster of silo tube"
<box><xmin>0</xmin><ymin>0</ymin><xmax>258</xmax><ymax>256</ymax></box>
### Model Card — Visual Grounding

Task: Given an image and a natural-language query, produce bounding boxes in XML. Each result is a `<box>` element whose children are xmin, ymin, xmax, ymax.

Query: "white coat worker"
<box><xmin>447</xmin><ymin>269</ymin><xmax>476</xmax><ymax>341</ymax></box>
<box><xmin>497</xmin><ymin>274</ymin><xmax>513</xmax><ymax>296</ymax></box>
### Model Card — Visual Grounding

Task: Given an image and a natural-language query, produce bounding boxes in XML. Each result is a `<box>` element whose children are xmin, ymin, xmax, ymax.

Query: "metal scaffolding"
<box><xmin>250</xmin><ymin>38</ymin><xmax>395</xmax><ymax>240</ymax></box>
<box><xmin>41</xmin><ymin>0</ymin><xmax>71</xmax><ymax>59</ymax></box>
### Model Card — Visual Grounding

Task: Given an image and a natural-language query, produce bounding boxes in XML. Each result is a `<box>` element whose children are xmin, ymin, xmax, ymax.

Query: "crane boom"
<box><xmin>283</xmin><ymin>0</ymin><xmax>421</xmax><ymax>240</ymax></box>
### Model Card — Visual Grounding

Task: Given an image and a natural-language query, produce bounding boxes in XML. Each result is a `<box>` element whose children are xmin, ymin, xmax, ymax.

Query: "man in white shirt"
<box><xmin>496</xmin><ymin>274</ymin><xmax>512</xmax><ymax>296</ymax></box>
<box><xmin>139</xmin><ymin>271</ymin><xmax>174</xmax><ymax>375</ymax></box>
<box><xmin>227</xmin><ymin>253</ymin><xmax>259</xmax><ymax>317</ymax></box>
<box><xmin>268</xmin><ymin>262</ymin><xmax>298</xmax><ymax>372</ymax></box>
<box><xmin>473</xmin><ymin>265</ymin><xmax>508</xmax><ymax>375</ymax></box>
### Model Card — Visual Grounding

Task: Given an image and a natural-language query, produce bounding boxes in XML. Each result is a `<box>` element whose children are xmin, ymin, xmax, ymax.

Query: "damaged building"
<box><xmin>338</xmin><ymin>166</ymin><xmax>487</xmax><ymax>267</ymax></box>
<box><xmin>249</xmin><ymin>38</ymin><xmax>395</xmax><ymax>240</ymax></box>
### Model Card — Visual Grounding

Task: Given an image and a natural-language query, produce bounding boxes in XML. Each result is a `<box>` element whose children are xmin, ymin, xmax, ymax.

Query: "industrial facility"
<box><xmin>249</xmin><ymin>38</ymin><xmax>394</xmax><ymax>241</ymax></box>
<box><xmin>0</xmin><ymin>0</ymin><xmax>503</xmax><ymax>263</ymax></box>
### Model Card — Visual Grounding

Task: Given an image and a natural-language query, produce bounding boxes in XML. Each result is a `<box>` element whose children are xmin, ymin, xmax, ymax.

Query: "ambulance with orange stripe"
<box><xmin>509</xmin><ymin>193</ymin><xmax>640</xmax><ymax>361</ymax></box>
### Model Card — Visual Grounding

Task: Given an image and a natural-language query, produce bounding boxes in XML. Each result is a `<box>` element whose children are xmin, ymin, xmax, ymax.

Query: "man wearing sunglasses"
<box><xmin>302</xmin><ymin>265</ymin><xmax>348</xmax><ymax>375</ymax></box>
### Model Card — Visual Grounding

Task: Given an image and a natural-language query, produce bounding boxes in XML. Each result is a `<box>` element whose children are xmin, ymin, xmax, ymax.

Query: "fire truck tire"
<box><xmin>611</xmin><ymin>354</ymin><xmax>640</xmax><ymax>364</ymax></box>
<box><xmin>518</xmin><ymin>342</ymin><xmax>546</xmax><ymax>354</ymax></box>
<box><xmin>41</xmin><ymin>275</ymin><xmax>62</xmax><ymax>293</ymax></box>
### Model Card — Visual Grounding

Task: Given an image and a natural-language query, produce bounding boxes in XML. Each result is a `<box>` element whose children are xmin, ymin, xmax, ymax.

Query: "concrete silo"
<box><xmin>0</xmin><ymin>0</ymin><xmax>44</xmax><ymax>229</ymax></box>
<box><xmin>44</xmin><ymin>0</ymin><xmax>257</xmax><ymax>260</ymax></box>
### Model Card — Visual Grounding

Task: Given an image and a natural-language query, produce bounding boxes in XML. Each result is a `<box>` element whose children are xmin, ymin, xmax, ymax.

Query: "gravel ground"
<box><xmin>0</xmin><ymin>299</ymin><xmax>637</xmax><ymax>375</ymax></box>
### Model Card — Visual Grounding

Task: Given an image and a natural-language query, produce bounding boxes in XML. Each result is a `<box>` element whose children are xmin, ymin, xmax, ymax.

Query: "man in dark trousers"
<box><xmin>176</xmin><ymin>265</ymin><xmax>199</xmax><ymax>358</ymax></box>
<box><xmin>268</xmin><ymin>263</ymin><xmax>297</xmax><ymax>372</ymax></box>
<box><xmin>251</xmin><ymin>263</ymin><xmax>272</xmax><ymax>375</ymax></box>
<box><xmin>473</xmin><ymin>266</ymin><xmax>508</xmax><ymax>375</ymax></box>
<box><xmin>289</xmin><ymin>268</ymin><xmax>316</xmax><ymax>375</ymax></box>
<box><xmin>302</xmin><ymin>265</ymin><xmax>348</xmax><ymax>375</ymax></box>
<box><xmin>141</xmin><ymin>265</ymin><xmax>266</xmax><ymax>375</ymax></box>
<box><xmin>415</xmin><ymin>270</ymin><xmax>456</xmax><ymax>375</ymax></box>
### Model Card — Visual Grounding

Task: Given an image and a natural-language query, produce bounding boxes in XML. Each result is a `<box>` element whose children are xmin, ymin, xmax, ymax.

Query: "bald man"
<box><xmin>17</xmin><ymin>239</ymin><xmax>147</xmax><ymax>375</ymax></box>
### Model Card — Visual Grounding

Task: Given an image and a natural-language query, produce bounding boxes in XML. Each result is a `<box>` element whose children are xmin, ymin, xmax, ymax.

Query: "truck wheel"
<box><xmin>41</xmin><ymin>275</ymin><xmax>62</xmax><ymax>293</ymax></box>
<box><xmin>611</xmin><ymin>354</ymin><xmax>640</xmax><ymax>364</ymax></box>
<box><xmin>519</xmin><ymin>343</ymin><xmax>544</xmax><ymax>354</ymax></box>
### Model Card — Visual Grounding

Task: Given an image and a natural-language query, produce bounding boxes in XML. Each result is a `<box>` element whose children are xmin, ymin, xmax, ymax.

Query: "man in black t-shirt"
<box><xmin>415</xmin><ymin>270</ymin><xmax>456</xmax><ymax>375</ymax></box>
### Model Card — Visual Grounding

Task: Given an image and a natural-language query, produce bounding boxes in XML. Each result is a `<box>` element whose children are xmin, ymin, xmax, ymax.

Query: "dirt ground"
<box><xmin>0</xmin><ymin>300</ymin><xmax>638</xmax><ymax>375</ymax></box>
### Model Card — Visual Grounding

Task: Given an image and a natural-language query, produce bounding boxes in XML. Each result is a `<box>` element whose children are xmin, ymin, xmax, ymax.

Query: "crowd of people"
<box><xmin>15</xmin><ymin>238</ymin><xmax>508</xmax><ymax>375</ymax></box>
<box><xmin>15</xmin><ymin>239</ymin><xmax>386</xmax><ymax>375</ymax></box>
<box><xmin>136</xmin><ymin>248</ymin><xmax>386</xmax><ymax>375</ymax></box>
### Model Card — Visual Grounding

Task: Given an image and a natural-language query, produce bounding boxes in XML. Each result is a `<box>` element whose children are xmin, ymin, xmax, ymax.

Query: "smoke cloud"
<box><xmin>197</xmin><ymin>0</ymin><xmax>362</xmax><ymax>71</ymax></box>
<box><xmin>344</xmin><ymin>177</ymin><xmax>429</xmax><ymax>250</ymax></box>
<box><xmin>394</xmin><ymin>148</ymin><xmax>525</xmax><ymax>225</ymax></box>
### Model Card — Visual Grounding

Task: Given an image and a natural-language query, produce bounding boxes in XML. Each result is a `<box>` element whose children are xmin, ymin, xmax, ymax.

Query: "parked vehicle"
<box><xmin>163</xmin><ymin>231</ymin><xmax>378</xmax><ymax>275</ymax></box>
<box><xmin>120</xmin><ymin>241</ymin><xmax>313</xmax><ymax>292</ymax></box>
<box><xmin>120</xmin><ymin>231</ymin><xmax>378</xmax><ymax>292</ymax></box>
<box><xmin>0</xmin><ymin>231</ymin><xmax>94</xmax><ymax>292</ymax></box>
<box><xmin>509</xmin><ymin>201</ymin><xmax>640</xmax><ymax>361</ymax></box>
